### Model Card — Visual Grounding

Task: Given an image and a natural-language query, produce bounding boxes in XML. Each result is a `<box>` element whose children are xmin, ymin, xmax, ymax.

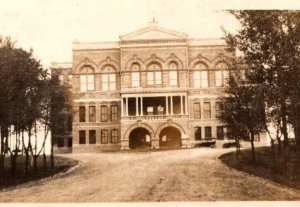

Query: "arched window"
<box><xmin>168</xmin><ymin>61</ymin><xmax>178</xmax><ymax>86</ymax></box>
<box><xmin>80</xmin><ymin>67</ymin><xmax>94</xmax><ymax>92</ymax></box>
<box><xmin>102</xmin><ymin>65</ymin><xmax>116</xmax><ymax>91</ymax></box>
<box><xmin>131</xmin><ymin>63</ymin><xmax>140</xmax><ymax>87</ymax></box>
<box><xmin>215</xmin><ymin>62</ymin><xmax>229</xmax><ymax>87</ymax></box>
<box><xmin>193</xmin><ymin>63</ymin><xmax>208</xmax><ymax>88</ymax></box>
<box><xmin>147</xmin><ymin>62</ymin><xmax>162</xmax><ymax>86</ymax></box>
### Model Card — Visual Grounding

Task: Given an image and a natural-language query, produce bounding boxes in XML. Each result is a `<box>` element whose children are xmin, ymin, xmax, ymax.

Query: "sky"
<box><xmin>0</xmin><ymin>0</ymin><xmax>299</xmax><ymax>68</ymax></box>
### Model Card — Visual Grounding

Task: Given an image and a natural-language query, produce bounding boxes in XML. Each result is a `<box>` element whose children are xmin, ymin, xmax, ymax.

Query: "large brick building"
<box><xmin>52</xmin><ymin>20</ymin><xmax>240</xmax><ymax>152</ymax></box>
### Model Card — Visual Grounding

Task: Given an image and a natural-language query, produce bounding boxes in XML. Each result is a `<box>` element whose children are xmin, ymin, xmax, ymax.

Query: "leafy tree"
<box><xmin>48</xmin><ymin>73</ymin><xmax>73</xmax><ymax>169</ymax></box>
<box><xmin>223</xmin><ymin>11</ymin><xmax>300</xmax><ymax>150</ymax></box>
<box><xmin>221</xmin><ymin>75</ymin><xmax>265</xmax><ymax>162</ymax></box>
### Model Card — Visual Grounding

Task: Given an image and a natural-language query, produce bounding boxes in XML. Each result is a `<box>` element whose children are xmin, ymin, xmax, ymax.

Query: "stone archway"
<box><xmin>129</xmin><ymin>127</ymin><xmax>151</xmax><ymax>149</ymax></box>
<box><xmin>159</xmin><ymin>126</ymin><xmax>181</xmax><ymax>148</ymax></box>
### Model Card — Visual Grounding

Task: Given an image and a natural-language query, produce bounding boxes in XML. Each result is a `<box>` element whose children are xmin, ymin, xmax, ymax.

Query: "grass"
<box><xmin>219</xmin><ymin>146</ymin><xmax>300</xmax><ymax>190</ymax></box>
<box><xmin>0</xmin><ymin>155</ymin><xmax>78</xmax><ymax>190</ymax></box>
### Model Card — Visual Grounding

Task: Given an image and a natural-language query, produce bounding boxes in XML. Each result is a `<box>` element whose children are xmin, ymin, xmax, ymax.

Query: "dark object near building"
<box><xmin>223</xmin><ymin>141</ymin><xmax>241</xmax><ymax>148</ymax></box>
<box><xmin>195</xmin><ymin>138</ymin><xmax>216</xmax><ymax>148</ymax></box>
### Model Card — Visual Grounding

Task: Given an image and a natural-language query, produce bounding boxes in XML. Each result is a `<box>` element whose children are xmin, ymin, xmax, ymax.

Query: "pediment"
<box><xmin>120</xmin><ymin>25</ymin><xmax>188</xmax><ymax>40</ymax></box>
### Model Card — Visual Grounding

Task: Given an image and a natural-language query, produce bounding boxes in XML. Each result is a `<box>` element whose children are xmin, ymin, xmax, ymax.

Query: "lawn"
<box><xmin>219</xmin><ymin>146</ymin><xmax>300</xmax><ymax>190</ymax></box>
<box><xmin>0</xmin><ymin>155</ymin><xmax>78</xmax><ymax>190</ymax></box>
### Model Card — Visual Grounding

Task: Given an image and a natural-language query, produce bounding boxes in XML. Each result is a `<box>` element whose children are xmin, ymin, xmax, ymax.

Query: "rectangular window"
<box><xmin>193</xmin><ymin>102</ymin><xmax>201</xmax><ymax>119</ymax></box>
<box><xmin>101</xmin><ymin>130</ymin><xmax>108</xmax><ymax>144</ymax></box>
<box><xmin>217</xmin><ymin>126</ymin><xmax>224</xmax><ymax>140</ymax></box>
<box><xmin>109</xmin><ymin>74</ymin><xmax>116</xmax><ymax>91</ymax></box>
<box><xmin>147</xmin><ymin>72</ymin><xmax>154</xmax><ymax>85</ymax></box>
<box><xmin>215</xmin><ymin>71</ymin><xmax>223</xmax><ymax>87</ymax></box>
<box><xmin>223</xmin><ymin>70</ymin><xmax>229</xmax><ymax>86</ymax></box>
<box><xmin>201</xmin><ymin>71</ymin><xmax>208</xmax><ymax>88</ymax></box>
<box><xmin>89</xmin><ymin>106</ymin><xmax>96</xmax><ymax>122</ymax></box>
<box><xmin>155</xmin><ymin>71</ymin><xmax>162</xmax><ymax>85</ymax></box>
<box><xmin>79</xmin><ymin>130</ymin><xmax>86</xmax><ymax>144</ymax></box>
<box><xmin>89</xmin><ymin>130</ymin><xmax>96</xmax><ymax>144</ymax></box>
<box><xmin>147</xmin><ymin>71</ymin><xmax>162</xmax><ymax>85</ymax></box>
<box><xmin>169</xmin><ymin>71</ymin><xmax>177</xmax><ymax>86</ymax></box>
<box><xmin>87</xmin><ymin>75</ymin><xmax>94</xmax><ymax>91</ymax></box>
<box><xmin>194</xmin><ymin>127</ymin><xmax>202</xmax><ymax>141</ymax></box>
<box><xmin>79</xmin><ymin>106</ymin><xmax>86</xmax><ymax>122</ymax></box>
<box><xmin>131</xmin><ymin>72</ymin><xmax>140</xmax><ymax>87</ymax></box>
<box><xmin>215</xmin><ymin>102</ymin><xmax>222</xmax><ymax>118</ymax></box>
<box><xmin>80</xmin><ymin>75</ymin><xmax>94</xmax><ymax>92</ymax></box>
<box><xmin>80</xmin><ymin>75</ymin><xmax>87</xmax><ymax>92</ymax></box>
<box><xmin>111</xmin><ymin>105</ymin><xmax>118</xmax><ymax>122</ymax></box>
<box><xmin>204</xmin><ymin>102</ymin><xmax>211</xmax><ymax>118</ymax></box>
<box><xmin>102</xmin><ymin>74</ymin><xmax>116</xmax><ymax>91</ymax></box>
<box><xmin>101</xmin><ymin>105</ymin><xmax>108</xmax><ymax>122</ymax></box>
<box><xmin>102</xmin><ymin>74</ymin><xmax>109</xmax><ymax>91</ymax></box>
<box><xmin>205</xmin><ymin>126</ymin><xmax>212</xmax><ymax>138</ymax></box>
<box><xmin>193</xmin><ymin>71</ymin><xmax>201</xmax><ymax>88</ymax></box>
<box><xmin>111</xmin><ymin>129</ymin><xmax>118</xmax><ymax>143</ymax></box>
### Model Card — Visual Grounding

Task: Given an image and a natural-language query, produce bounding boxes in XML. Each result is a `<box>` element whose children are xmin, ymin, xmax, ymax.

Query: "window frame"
<box><xmin>193</xmin><ymin>102</ymin><xmax>201</xmax><ymax>119</ymax></box>
<box><xmin>79</xmin><ymin>106</ymin><xmax>86</xmax><ymax>122</ymax></box>
<box><xmin>203</xmin><ymin>102</ymin><xmax>211</xmax><ymax>118</ymax></box>
<box><xmin>205</xmin><ymin>126</ymin><xmax>212</xmax><ymax>138</ymax></box>
<box><xmin>79</xmin><ymin>130</ymin><xmax>86</xmax><ymax>144</ymax></box>
<box><xmin>101</xmin><ymin>105</ymin><xmax>108</xmax><ymax>122</ymax></box>
<box><xmin>169</xmin><ymin>70</ymin><xmax>178</xmax><ymax>86</ymax></box>
<box><xmin>194</xmin><ymin>127</ymin><xmax>202</xmax><ymax>141</ymax></box>
<box><xmin>111</xmin><ymin>129</ymin><xmax>118</xmax><ymax>143</ymax></box>
<box><xmin>101</xmin><ymin>130</ymin><xmax>108</xmax><ymax>144</ymax></box>
<box><xmin>89</xmin><ymin>106</ymin><xmax>96</xmax><ymax>122</ymax></box>
<box><xmin>89</xmin><ymin>130</ymin><xmax>96</xmax><ymax>144</ymax></box>
<box><xmin>111</xmin><ymin>105</ymin><xmax>118</xmax><ymax>122</ymax></box>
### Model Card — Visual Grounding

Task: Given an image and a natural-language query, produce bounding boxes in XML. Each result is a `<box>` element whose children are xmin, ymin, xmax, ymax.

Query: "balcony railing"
<box><xmin>121</xmin><ymin>114</ymin><xmax>188</xmax><ymax>121</ymax></box>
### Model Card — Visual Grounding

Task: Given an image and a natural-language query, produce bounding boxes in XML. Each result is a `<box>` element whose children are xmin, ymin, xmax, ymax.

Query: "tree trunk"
<box><xmin>10</xmin><ymin>154</ymin><xmax>17</xmax><ymax>175</ymax></box>
<box><xmin>43</xmin><ymin>153</ymin><xmax>47</xmax><ymax>169</ymax></box>
<box><xmin>235</xmin><ymin>137</ymin><xmax>240</xmax><ymax>160</ymax></box>
<box><xmin>33</xmin><ymin>155</ymin><xmax>38</xmax><ymax>172</ymax></box>
<box><xmin>25</xmin><ymin>150</ymin><xmax>29</xmax><ymax>176</ymax></box>
<box><xmin>250</xmin><ymin>132</ymin><xmax>256</xmax><ymax>163</ymax></box>
<box><xmin>281</xmin><ymin>104</ymin><xmax>289</xmax><ymax>147</ymax></box>
<box><xmin>51</xmin><ymin>136</ymin><xmax>54</xmax><ymax>170</ymax></box>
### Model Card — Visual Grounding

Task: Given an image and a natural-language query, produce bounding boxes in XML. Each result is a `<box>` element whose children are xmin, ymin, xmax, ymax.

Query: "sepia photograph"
<box><xmin>0</xmin><ymin>0</ymin><xmax>300</xmax><ymax>206</ymax></box>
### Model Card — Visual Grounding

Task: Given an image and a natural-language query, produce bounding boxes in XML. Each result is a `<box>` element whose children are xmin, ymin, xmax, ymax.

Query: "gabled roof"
<box><xmin>119</xmin><ymin>19</ymin><xmax>188</xmax><ymax>40</ymax></box>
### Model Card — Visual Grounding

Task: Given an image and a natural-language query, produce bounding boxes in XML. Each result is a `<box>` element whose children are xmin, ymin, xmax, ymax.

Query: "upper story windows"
<box><xmin>131</xmin><ymin>63</ymin><xmax>140</xmax><ymax>87</ymax></box>
<box><xmin>215</xmin><ymin>62</ymin><xmax>229</xmax><ymax>87</ymax></box>
<box><xmin>102</xmin><ymin>65</ymin><xmax>116</xmax><ymax>91</ymax></box>
<box><xmin>193</xmin><ymin>63</ymin><xmax>208</xmax><ymax>88</ymax></box>
<box><xmin>168</xmin><ymin>61</ymin><xmax>178</xmax><ymax>86</ymax></box>
<box><xmin>147</xmin><ymin>62</ymin><xmax>162</xmax><ymax>86</ymax></box>
<box><xmin>80</xmin><ymin>67</ymin><xmax>95</xmax><ymax>92</ymax></box>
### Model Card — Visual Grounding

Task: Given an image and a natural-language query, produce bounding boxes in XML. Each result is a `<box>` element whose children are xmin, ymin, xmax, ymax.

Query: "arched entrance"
<box><xmin>159</xmin><ymin>126</ymin><xmax>181</xmax><ymax>148</ymax></box>
<box><xmin>129</xmin><ymin>127</ymin><xmax>151</xmax><ymax>149</ymax></box>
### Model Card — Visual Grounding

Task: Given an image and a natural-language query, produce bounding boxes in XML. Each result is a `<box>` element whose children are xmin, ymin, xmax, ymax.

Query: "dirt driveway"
<box><xmin>0</xmin><ymin>148</ymin><xmax>300</xmax><ymax>202</ymax></box>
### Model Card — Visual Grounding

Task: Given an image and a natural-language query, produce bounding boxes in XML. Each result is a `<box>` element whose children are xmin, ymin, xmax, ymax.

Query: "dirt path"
<box><xmin>0</xmin><ymin>148</ymin><xmax>300</xmax><ymax>202</ymax></box>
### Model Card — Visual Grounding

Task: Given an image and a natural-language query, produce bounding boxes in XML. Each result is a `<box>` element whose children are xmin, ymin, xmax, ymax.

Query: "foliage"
<box><xmin>223</xmin><ymin>10</ymin><xmax>300</xmax><ymax>153</ymax></box>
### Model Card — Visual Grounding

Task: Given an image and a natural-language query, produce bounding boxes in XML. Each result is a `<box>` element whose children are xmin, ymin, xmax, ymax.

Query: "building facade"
<box><xmin>52</xmin><ymin>20</ymin><xmax>240</xmax><ymax>152</ymax></box>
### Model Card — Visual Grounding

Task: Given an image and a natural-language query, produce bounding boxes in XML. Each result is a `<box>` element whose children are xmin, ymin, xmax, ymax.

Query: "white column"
<box><xmin>185</xmin><ymin>95</ymin><xmax>188</xmax><ymax>115</ymax></box>
<box><xmin>140</xmin><ymin>97</ymin><xmax>144</xmax><ymax>116</ymax></box>
<box><xmin>180</xmin><ymin>95</ymin><xmax>183</xmax><ymax>115</ymax></box>
<box><xmin>121</xmin><ymin>98</ymin><xmax>124</xmax><ymax>117</ymax></box>
<box><xmin>166</xmin><ymin>96</ymin><xmax>169</xmax><ymax>115</ymax></box>
<box><xmin>136</xmin><ymin>97</ymin><xmax>139</xmax><ymax>116</ymax></box>
<box><xmin>125</xmin><ymin>97</ymin><xmax>128</xmax><ymax>116</ymax></box>
<box><xmin>171</xmin><ymin>96</ymin><xmax>174</xmax><ymax>115</ymax></box>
